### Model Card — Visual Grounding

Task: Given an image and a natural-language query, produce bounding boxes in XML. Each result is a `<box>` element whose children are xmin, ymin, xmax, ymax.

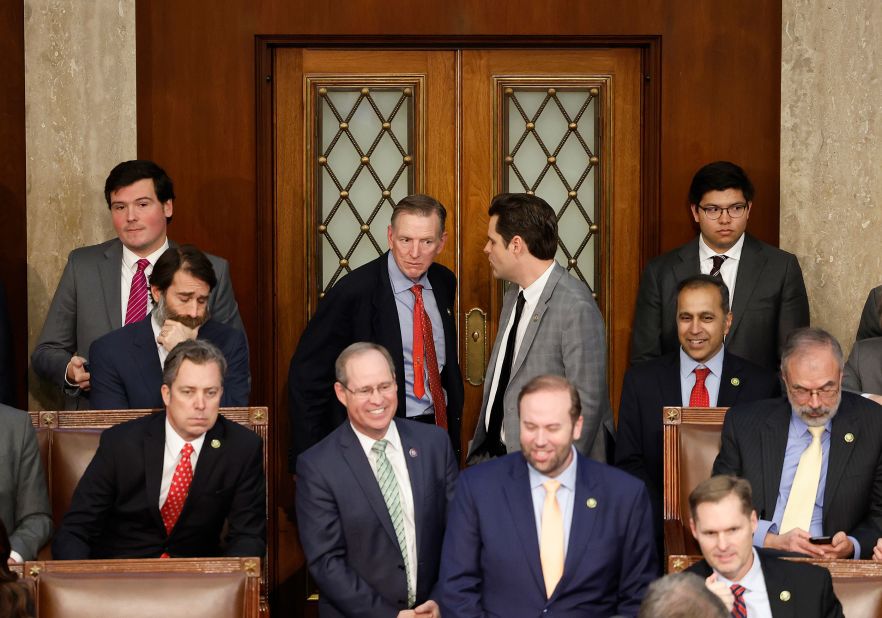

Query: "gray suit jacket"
<box><xmin>0</xmin><ymin>404</ymin><xmax>53</xmax><ymax>560</ymax></box>
<box><xmin>844</xmin><ymin>337</ymin><xmax>882</xmax><ymax>395</ymax></box>
<box><xmin>32</xmin><ymin>238</ymin><xmax>243</xmax><ymax>408</ymax></box>
<box><xmin>468</xmin><ymin>263</ymin><xmax>612</xmax><ymax>462</ymax></box>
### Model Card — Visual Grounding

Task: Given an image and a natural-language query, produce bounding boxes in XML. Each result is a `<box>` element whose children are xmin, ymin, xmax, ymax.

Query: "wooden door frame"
<box><xmin>254</xmin><ymin>34</ymin><xmax>661</xmax><ymax>595</ymax></box>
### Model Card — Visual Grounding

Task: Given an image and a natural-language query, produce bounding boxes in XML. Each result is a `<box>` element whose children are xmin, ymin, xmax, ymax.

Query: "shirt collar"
<box><xmin>716</xmin><ymin>547</ymin><xmax>765</xmax><ymax>590</ymax></box>
<box><xmin>528</xmin><ymin>445</ymin><xmax>578</xmax><ymax>493</ymax></box>
<box><xmin>698</xmin><ymin>231</ymin><xmax>745</xmax><ymax>262</ymax></box>
<box><xmin>520</xmin><ymin>262</ymin><xmax>556</xmax><ymax>307</ymax></box>
<box><xmin>387</xmin><ymin>251</ymin><xmax>432</xmax><ymax>294</ymax></box>
<box><xmin>122</xmin><ymin>238</ymin><xmax>170</xmax><ymax>272</ymax></box>
<box><xmin>351</xmin><ymin>418</ymin><xmax>403</xmax><ymax>454</ymax></box>
<box><xmin>679</xmin><ymin>344</ymin><xmax>726</xmax><ymax>380</ymax></box>
<box><xmin>164</xmin><ymin>416</ymin><xmax>205</xmax><ymax>458</ymax></box>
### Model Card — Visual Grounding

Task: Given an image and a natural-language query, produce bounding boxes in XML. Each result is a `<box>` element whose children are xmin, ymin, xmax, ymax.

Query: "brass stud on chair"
<box><xmin>568</xmin><ymin>190</ymin><xmax>577</xmax><ymax>198</ymax></box>
<box><xmin>318</xmin><ymin>224</ymin><xmax>327</xmax><ymax>234</ymax></box>
<box><xmin>589</xmin><ymin>87</ymin><xmax>599</xmax><ymax>96</ymax></box>
<box><xmin>360</xmin><ymin>87</ymin><xmax>370</xmax><ymax>95</ymax></box>
<box><xmin>403</xmin><ymin>155</ymin><xmax>413</xmax><ymax>165</ymax></box>
<box><xmin>526</xmin><ymin>122</ymin><xmax>535</xmax><ymax>131</ymax></box>
<box><xmin>382</xmin><ymin>190</ymin><xmax>391</xmax><ymax>198</ymax></box>
<box><xmin>526</xmin><ymin>190</ymin><xmax>534</xmax><ymax>196</ymax></box>
<box><xmin>547</xmin><ymin>156</ymin><xmax>556</xmax><ymax>164</ymax></box>
<box><xmin>318</xmin><ymin>156</ymin><xmax>327</xmax><ymax>166</ymax></box>
<box><xmin>504</xmin><ymin>87</ymin><xmax>514</xmax><ymax>96</ymax></box>
<box><xmin>547</xmin><ymin>88</ymin><xmax>556</xmax><ymax>95</ymax></box>
<box><xmin>504</xmin><ymin>155</ymin><xmax>514</xmax><ymax>165</ymax></box>
<box><xmin>590</xmin><ymin>156</ymin><xmax>599</xmax><ymax>165</ymax></box>
<box><xmin>569</xmin><ymin>122</ymin><xmax>578</xmax><ymax>130</ymax></box>
<box><xmin>589</xmin><ymin>224</ymin><xmax>599</xmax><ymax>233</ymax></box>
<box><xmin>340</xmin><ymin>190</ymin><xmax>349</xmax><ymax>198</ymax></box>
<box><xmin>340</xmin><ymin>259</ymin><xmax>349</xmax><ymax>267</ymax></box>
<box><xmin>382</xmin><ymin>121</ymin><xmax>391</xmax><ymax>130</ymax></box>
<box><xmin>361</xmin><ymin>156</ymin><xmax>370</xmax><ymax>164</ymax></box>
<box><xmin>318</xmin><ymin>87</ymin><xmax>328</xmax><ymax>96</ymax></box>
<box><xmin>360</xmin><ymin>224</ymin><xmax>370</xmax><ymax>232</ymax></box>
<box><xmin>403</xmin><ymin>87</ymin><xmax>412</xmax><ymax>96</ymax></box>
<box><xmin>339</xmin><ymin>121</ymin><xmax>348</xmax><ymax>130</ymax></box>
<box><xmin>569</xmin><ymin>258</ymin><xmax>577</xmax><ymax>266</ymax></box>
<box><xmin>319</xmin><ymin>292</ymin><xmax>326</xmax><ymax>300</ymax></box>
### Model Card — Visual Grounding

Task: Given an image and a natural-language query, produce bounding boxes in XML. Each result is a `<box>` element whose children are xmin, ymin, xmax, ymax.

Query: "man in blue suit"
<box><xmin>439</xmin><ymin>375</ymin><xmax>657</xmax><ymax>617</ymax></box>
<box><xmin>296</xmin><ymin>342</ymin><xmax>457</xmax><ymax>617</ymax></box>
<box><xmin>88</xmin><ymin>245</ymin><xmax>249</xmax><ymax>409</ymax></box>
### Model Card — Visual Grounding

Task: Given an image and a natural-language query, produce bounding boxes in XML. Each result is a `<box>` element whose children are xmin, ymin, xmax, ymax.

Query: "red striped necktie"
<box><xmin>124</xmin><ymin>258</ymin><xmax>151</xmax><ymax>324</ymax></box>
<box><xmin>730</xmin><ymin>583</ymin><xmax>747</xmax><ymax>617</ymax></box>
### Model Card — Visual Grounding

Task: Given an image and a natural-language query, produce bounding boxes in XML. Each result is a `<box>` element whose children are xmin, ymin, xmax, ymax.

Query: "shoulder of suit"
<box><xmin>323</xmin><ymin>254</ymin><xmax>387</xmax><ymax>299</ymax></box>
<box><xmin>643</xmin><ymin>237</ymin><xmax>699</xmax><ymax>269</ymax></box>
<box><xmin>579</xmin><ymin>455</ymin><xmax>648</xmax><ymax>494</ymax></box>
<box><xmin>727</xmin><ymin>396</ymin><xmax>787</xmax><ymax>420</ymax></box>
<box><xmin>851</xmin><ymin>336</ymin><xmax>882</xmax><ymax>355</ymax></box>
<box><xmin>394</xmin><ymin>417</ymin><xmax>449</xmax><ymax>446</ymax></box>
<box><xmin>68</xmin><ymin>238</ymin><xmax>120</xmax><ymax>261</ymax></box>
<box><xmin>215</xmin><ymin>413</ymin><xmax>262</xmax><ymax>446</ymax></box>
<box><xmin>755</xmin><ymin>548</ymin><xmax>830</xmax><ymax>580</ymax></box>
<box><xmin>743</xmin><ymin>234</ymin><xmax>799</xmax><ymax>261</ymax></box>
<box><xmin>723</xmin><ymin>350</ymin><xmax>777</xmax><ymax>379</ymax></box>
<box><xmin>0</xmin><ymin>403</ymin><xmax>30</xmax><ymax>431</ymax></box>
<box><xmin>101</xmin><ymin>411</ymin><xmax>163</xmax><ymax>441</ymax></box>
<box><xmin>839</xmin><ymin>390</ymin><xmax>882</xmax><ymax>418</ymax></box>
<box><xmin>200</xmin><ymin>318</ymin><xmax>241</xmax><ymax>341</ymax></box>
<box><xmin>624</xmin><ymin>352</ymin><xmax>677</xmax><ymax>379</ymax></box>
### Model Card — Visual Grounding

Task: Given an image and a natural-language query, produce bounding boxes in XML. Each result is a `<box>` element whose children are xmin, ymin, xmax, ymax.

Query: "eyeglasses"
<box><xmin>342</xmin><ymin>381</ymin><xmax>397</xmax><ymax>400</ymax></box>
<box><xmin>787</xmin><ymin>383</ymin><xmax>840</xmax><ymax>404</ymax></box>
<box><xmin>695</xmin><ymin>203</ymin><xmax>748</xmax><ymax>220</ymax></box>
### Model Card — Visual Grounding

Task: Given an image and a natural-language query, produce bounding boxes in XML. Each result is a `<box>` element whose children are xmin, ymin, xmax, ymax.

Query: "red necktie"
<box><xmin>730</xmin><ymin>583</ymin><xmax>747</xmax><ymax>618</ymax></box>
<box><xmin>689</xmin><ymin>367</ymin><xmax>711</xmax><ymax>407</ymax></box>
<box><xmin>161</xmin><ymin>443</ymin><xmax>194</xmax><ymax>534</ymax></box>
<box><xmin>124</xmin><ymin>258</ymin><xmax>151</xmax><ymax>325</ymax></box>
<box><xmin>411</xmin><ymin>285</ymin><xmax>447</xmax><ymax>429</ymax></box>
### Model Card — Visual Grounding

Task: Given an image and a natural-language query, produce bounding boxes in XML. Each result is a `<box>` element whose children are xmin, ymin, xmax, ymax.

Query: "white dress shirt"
<box><xmin>159</xmin><ymin>417</ymin><xmax>205</xmax><ymax>509</ymax></box>
<box><xmin>716</xmin><ymin>548</ymin><xmax>773</xmax><ymax>618</ymax></box>
<box><xmin>352</xmin><ymin>421</ymin><xmax>418</xmax><ymax>596</ymax></box>
<box><xmin>485</xmin><ymin>262</ymin><xmax>557</xmax><ymax>437</ymax></box>
<box><xmin>120</xmin><ymin>239</ymin><xmax>169</xmax><ymax>324</ymax></box>
<box><xmin>698</xmin><ymin>233</ymin><xmax>744</xmax><ymax>308</ymax></box>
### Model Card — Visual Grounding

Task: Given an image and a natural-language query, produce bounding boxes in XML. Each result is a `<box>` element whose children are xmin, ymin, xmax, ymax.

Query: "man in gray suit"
<box><xmin>32</xmin><ymin>160</ymin><xmax>243</xmax><ymax>408</ymax></box>
<box><xmin>468</xmin><ymin>193</ymin><xmax>612</xmax><ymax>462</ymax></box>
<box><xmin>0</xmin><ymin>404</ymin><xmax>53</xmax><ymax>563</ymax></box>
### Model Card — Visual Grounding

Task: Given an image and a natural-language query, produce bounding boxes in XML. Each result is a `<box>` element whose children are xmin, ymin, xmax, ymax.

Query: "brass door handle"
<box><xmin>465</xmin><ymin>308</ymin><xmax>487</xmax><ymax>386</ymax></box>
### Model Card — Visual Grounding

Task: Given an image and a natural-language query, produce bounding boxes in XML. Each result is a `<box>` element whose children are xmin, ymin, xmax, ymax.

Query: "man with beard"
<box><xmin>713</xmin><ymin>327</ymin><xmax>882</xmax><ymax>559</ymax></box>
<box><xmin>439</xmin><ymin>375</ymin><xmax>656</xmax><ymax>616</ymax></box>
<box><xmin>88</xmin><ymin>245</ymin><xmax>249</xmax><ymax>409</ymax></box>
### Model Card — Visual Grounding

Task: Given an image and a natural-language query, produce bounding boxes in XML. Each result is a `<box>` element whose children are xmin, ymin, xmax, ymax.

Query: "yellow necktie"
<box><xmin>540</xmin><ymin>480</ymin><xmax>564</xmax><ymax>598</ymax></box>
<box><xmin>780</xmin><ymin>425</ymin><xmax>825</xmax><ymax>534</ymax></box>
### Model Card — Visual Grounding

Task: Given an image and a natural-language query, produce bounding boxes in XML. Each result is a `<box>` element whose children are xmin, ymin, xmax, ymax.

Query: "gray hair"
<box><xmin>780</xmin><ymin>327</ymin><xmax>844</xmax><ymax>375</ymax></box>
<box><xmin>638</xmin><ymin>572</ymin><xmax>728</xmax><ymax>618</ymax></box>
<box><xmin>162</xmin><ymin>339</ymin><xmax>227</xmax><ymax>387</ymax></box>
<box><xmin>335</xmin><ymin>342</ymin><xmax>396</xmax><ymax>386</ymax></box>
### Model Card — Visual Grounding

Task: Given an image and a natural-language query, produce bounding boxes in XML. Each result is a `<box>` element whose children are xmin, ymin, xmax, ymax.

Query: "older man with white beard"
<box><xmin>713</xmin><ymin>327</ymin><xmax>882</xmax><ymax>559</ymax></box>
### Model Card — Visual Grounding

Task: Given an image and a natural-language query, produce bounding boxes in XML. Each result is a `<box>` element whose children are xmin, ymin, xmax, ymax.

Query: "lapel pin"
<box><xmin>409</xmin><ymin>448</ymin><xmax>418</xmax><ymax>458</ymax></box>
<box><xmin>844</xmin><ymin>433</ymin><xmax>855</xmax><ymax>443</ymax></box>
<box><xmin>779</xmin><ymin>590</ymin><xmax>791</xmax><ymax>602</ymax></box>
<box><xmin>447</xmin><ymin>308</ymin><xmax>452</xmax><ymax>316</ymax></box>
<box><xmin>532</xmin><ymin>314</ymin><xmax>539</xmax><ymax>322</ymax></box>
<box><xmin>730</xmin><ymin>377</ymin><xmax>740</xmax><ymax>387</ymax></box>
<box><xmin>586</xmin><ymin>498</ymin><xmax>597</xmax><ymax>509</ymax></box>
<box><xmin>211</xmin><ymin>439</ymin><xmax>221</xmax><ymax>449</ymax></box>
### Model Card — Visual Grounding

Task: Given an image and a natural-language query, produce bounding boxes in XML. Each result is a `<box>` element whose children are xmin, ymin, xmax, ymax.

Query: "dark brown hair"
<box><xmin>688</xmin><ymin>475</ymin><xmax>754</xmax><ymax>521</ymax></box>
<box><xmin>149</xmin><ymin>245</ymin><xmax>217</xmax><ymax>293</ymax></box>
<box><xmin>488</xmin><ymin>193</ymin><xmax>558</xmax><ymax>260</ymax></box>
<box><xmin>677</xmin><ymin>274</ymin><xmax>731</xmax><ymax>313</ymax></box>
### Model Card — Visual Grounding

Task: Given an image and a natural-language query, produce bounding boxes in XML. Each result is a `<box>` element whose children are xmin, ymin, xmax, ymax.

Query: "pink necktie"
<box><xmin>124</xmin><ymin>258</ymin><xmax>150</xmax><ymax>325</ymax></box>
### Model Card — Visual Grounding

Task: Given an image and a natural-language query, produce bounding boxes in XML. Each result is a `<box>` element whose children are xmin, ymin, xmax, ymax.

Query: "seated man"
<box><xmin>687</xmin><ymin>475</ymin><xmax>842</xmax><ymax>617</ymax></box>
<box><xmin>616</xmin><ymin>274</ymin><xmax>778</xmax><ymax>554</ymax></box>
<box><xmin>714</xmin><ymin>327</ymin><xmax>882</xmax><ymax>559</ymax></box>
<box><xmin>53</xmin><ymin>339</ymin><xmax>265</xmax><ymax>559</ymax></box>
<box><xmin>439</xmin><ymin>375</ymin><xmax>656</xmax><ymax>617</ymax></box>
<box><xmin>296</xmin><ymin>342</ymin><xmax>455</xmax><ymax>617</ymax></box>
<box><xmin>638</xmin><ymin>572</ymin><xmax>727</xmax><ymax>618</ymax></box>
<box><xmin>88</xmin><ymin>244</ymin><xmax>250</xmax><ymax>409</ymax></box>
<box><xmin>0</xmin><ymin>403</ymin><xmax>52</xmax><ymax>563</ymax></box>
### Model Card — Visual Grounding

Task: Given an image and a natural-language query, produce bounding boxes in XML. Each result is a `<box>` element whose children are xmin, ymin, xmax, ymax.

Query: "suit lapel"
<box><xmin>398</xmin><ymin>421</ymin><xmax>425</xmax><ymax>562</ymax></box>
<box><xmin>661</xmin><ymin>353</ymin><xmax>682</xmax><ymax>406</ymax></box>
<box><xmin>510</xmin><ymin>264</ymin><xmax>563</xmax><ymax>379</ymax></box>
<box><xmin>502</xmin><ymin>455</ymin><xmax>545</xmax><ymax>595</ymax></box>
<box><xmin>759</xmin><ymin>551</ymin><xmax>796</xmax><ymax>617</ymax></box>
<box><xmin>718</xmin><ymin>351</ymin><xmax>741</xmax><ymax>405</ymax></box>
<box><xmin>728</xmin><ymin>235</ymin><xmax>766</xmax><ymax>341</ymax></box>
<box><xmin>185</xmin><ymin>418</ymin><xmax>225</xmax><ymax>506</ymax></box>
<box><xmin>132</xmin><ymin>319</ymin><xmax>164</xmax><ymax>400</ymax></box>
<box><xmin>673</xmin><ymin>240</ymin><xmax>699</xmax><ymax>289</ymax></box>
<box><xmin>144</xmin><ymin>413</ymin><xmax>167</xmax><ymax>531</ymax></box>
<box><xmin>823</xmin><ymin>403</ymin><xmax>857</xmax><ymax>517</ymax></box>
<box><xmin>374</xmin><ymin>255</ymin><xmax>407</xmax><ymax>417</ymax></box>
<box><xmin>556</xmin><ymin>456</ymin><xmax>599</xmax><ymax>598</ymax></box>
<box><xmin>761</xmin><ymin>405</ymin><xmax>791</xmax><ymax>519</ymax></box>
<box><xmin>473</xmin><ymin>287</ymin><xmax>518</xmax><ymax>445</ymax></box>
<box><xmin>100</xmin><ymin>240</ymin><xmax>124</xmax><ymax>330</ymax></box>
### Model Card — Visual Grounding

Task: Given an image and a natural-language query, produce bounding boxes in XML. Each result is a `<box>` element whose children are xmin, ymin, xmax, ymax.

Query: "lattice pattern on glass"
<box><xmin>316</xmin><ymin>85</ymin><xmax>414</xmax><ymax>294</ymax></box>
<box><xmin>503</xmin><ymin>86</ymin><xmax>600</xmax><ymax>292</ymax></box>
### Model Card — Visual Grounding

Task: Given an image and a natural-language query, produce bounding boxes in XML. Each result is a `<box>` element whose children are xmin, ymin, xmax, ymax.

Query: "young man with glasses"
<box><xmin>713</xmin><ymin>328</ymin><xmax>882</xmax><ymax>559</ymax></box>
<box><xmin>630</xmin><ymin>161</ymin><xmax>809</xmax><ymax>371</ymax></box>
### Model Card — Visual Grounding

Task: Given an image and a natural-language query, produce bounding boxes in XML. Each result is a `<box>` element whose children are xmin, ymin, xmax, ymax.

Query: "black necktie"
<box><xmin>483</xmin><ymin>292</ymin><xmax>526</xmax><ymax>457</ymax></box>
<box><xmin>710</xmin><ymin>255</ymin><xmax>727</xmax><ymax>277</ymax></box>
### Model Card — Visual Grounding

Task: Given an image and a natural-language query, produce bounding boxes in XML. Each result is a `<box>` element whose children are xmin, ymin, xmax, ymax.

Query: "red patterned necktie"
<box><xmin>411</xmin><ymin>285</ymin><xmax>447</xmax><ymax>429</ymax></box>
<box><xmin>689</xmin><ymin>367</ymin><xmax>711</xmax><ymax>407</ymax></box>
<box><xmin>730</xmin><ymin>583</ymin><xmax>747</xmax><ymax>618</ymax></box>
<box><xmin>161</xmin><ymin>443</ymin><xmax>194</xmax><ymax>534</ymax></box>
<box><xmin>124</xmin><ymin>258</ymin><xmax>151</xmax><ymax>325</ymax></box>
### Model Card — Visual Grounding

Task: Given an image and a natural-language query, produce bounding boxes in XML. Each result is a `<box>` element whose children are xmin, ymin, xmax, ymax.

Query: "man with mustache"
<box><xmin>713</xmin><ymin>327</ymin><xmax>882</xmax><ymax>559</ymax></box>
<box><xmin>88</xmin><ymin>245</ymin><xmax>250</xmax><ymax>409</ymax></box>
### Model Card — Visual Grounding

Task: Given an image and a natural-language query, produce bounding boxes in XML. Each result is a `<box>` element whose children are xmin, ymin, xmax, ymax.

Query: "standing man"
<box><xmin>32</xmin><ymin>160</ymin><xmax>243</xmax><ymax>408</ymax></box>
<box><xmin>52</xmin><ymin>339</ymin><xmax>265</xmax><ymax>559</ymax></box>
<box><xmin>88</xmin><ymin>245</ymin><xmax>250</xmax><ymax>409</ymax></box>
<box><xmin>616</xmin><ymin>274</ymin><xmax>779</xmax><ymax>552</ymax></box>
<box><xmin>296</xmin><ymin>342</ymin><xmax>456</xmax><ymax>617</ymax></box>
<box><xmin>687</xmin><ymin>475</ymin><xmax>843</xmax><ymax>617</ymax></box>
<box><xmin>468</xmin><ymin>192</ymin><xmax>611</xmax><ymax>463</ymax></box>
<box><xmin>440</xmin><ymin>375</ymin><xmax>656</xmax><ymax>616</ymax></box>
<box><xmin>714</xmin><ymin>328</ymin><xmax>882</xmax><ymax>559</ymax></box>
<box><xmin>288</xmin><ymin>195</ymin><xmax>462</xmax><ymax>469</ymax></box>
<box><xmin>630</xmin><ymin>161</ymin><xmax>809</xmax><ymax>371</ymax></box>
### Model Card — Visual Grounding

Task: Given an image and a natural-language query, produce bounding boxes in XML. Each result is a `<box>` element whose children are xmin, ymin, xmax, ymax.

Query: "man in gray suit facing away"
<box><xmin>32</xmin><ymin>160</ymin><xmax>244</xmax><ymax>408</ymax></box>
<box><xmin>468</xmin><ymin>192</ymin><xmax>612</xmax><ymax>463</ymax></box>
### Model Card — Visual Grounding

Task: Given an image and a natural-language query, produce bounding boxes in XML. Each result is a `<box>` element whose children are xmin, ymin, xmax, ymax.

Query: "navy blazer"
<box><xmin>288</xmin><ymin>252</ymin><xmax>463</xmax><ymax>470</ymax></box>
<box><xmin>88</xmin><ymin>317</ymin><xmax>250</xmax><ymax>409</ymax></box>
<box><xmin>52</xmin><ymin>411</ymin><xmax>265</xmax><ymax>559</ymax></box>
<box><xmin>296</xmin><ymin>419</ymin><xmax>458</xmax><ymax>617</ymax></box>
<box><xmin>438</xmin><ymin>452</ymin><xmax>657</xmax><ymax>618</ymax></box>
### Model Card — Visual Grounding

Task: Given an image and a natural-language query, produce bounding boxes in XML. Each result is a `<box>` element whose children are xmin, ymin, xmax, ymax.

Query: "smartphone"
<box><xmin>809</xmin><ymin>535</ymin><xmax>833</xmax><ymax>545</ymax></box>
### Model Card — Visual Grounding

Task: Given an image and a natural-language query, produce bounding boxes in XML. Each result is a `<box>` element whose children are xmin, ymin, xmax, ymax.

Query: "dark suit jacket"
<box><xmin>856</xmin><ymin>285</ymin><xmax>882</xmax><ymax>341</ymax></box>
<box><xmin>88</xmin><ymin>317</ymin><xmax>250</xmax><ymax>409</ymax></box>
<box><xmin>713</xmin><ymin>392</ymin><xmax>882</xmax><ymax>558</ymax></box>
<box><xmin>438</xmin><ymin>452</ymin><xmax>657</xmax><ymax>618</ymax></box>
<box><xmin>843</xmin><ymin>336</ymin><xmax>882</xmax><ymax>395</ymax></box>
<box><xmin>295</xmin><ymin>419</ymin><xmax>458</xmax><ymax>617</ymax></box>
<box><xmin>52</xmin><ymin>412</ymin><xmax>265</xmax><ymax>559</ymax></box>
<box><xmin>615</xmin><ymin>349</ymin><xmax>779</xmax><ymax>546</ymax></box>
<box><xmin>630</xmin><ymin>234</ymin><xmax>809</xmax><ymax>370</ymax></box>
<box><xmin>288</xmin><ymin>252</ymin><xmax>463</xmax><ymax>470</ymax></box>
<box><xmin>32</xmin><ymin>238</ymin><xmax>244</xmax><ymax>408</ymax></box>
<box><xmin>687</xmin><ymin>548</ymin><xmax>843</xmax><ymax>617</ymax></box>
